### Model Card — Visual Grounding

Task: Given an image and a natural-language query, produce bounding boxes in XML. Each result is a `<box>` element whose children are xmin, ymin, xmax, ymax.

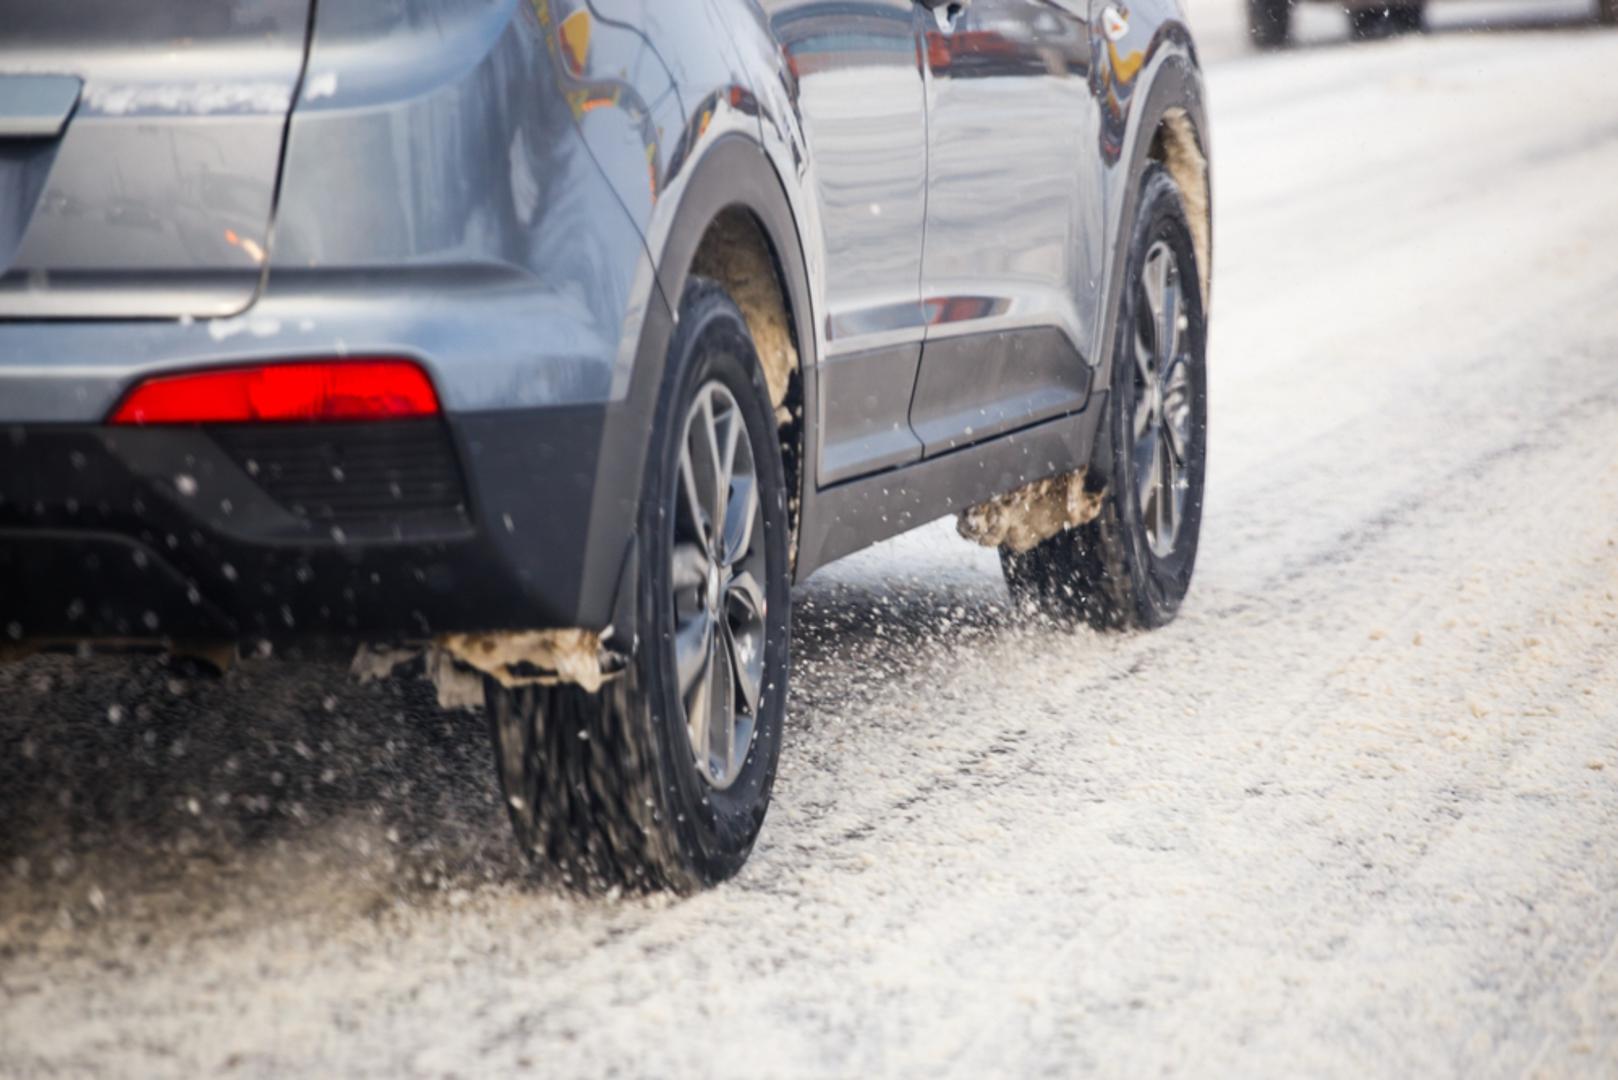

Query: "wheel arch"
<box><xmin>645</xmin><ymin>135</ymin><xmax>816</xmax><ymax>570</ymax></box>
<box><xmin>606</xmin><ymin>133</ymin><xmax>817</xmax><ymax>607</ymax></box>
<box><xmin>1087</xmin><ymin>53</ymin><xmax>1211</xmax><ymax>495</ymax></box>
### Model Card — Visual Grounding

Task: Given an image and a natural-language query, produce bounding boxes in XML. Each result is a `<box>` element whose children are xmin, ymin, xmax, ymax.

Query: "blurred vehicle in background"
<box><xmin>1247</xmin><ymin>0</ymin><xmax>1616</xmax><ymax>46</ymax></box>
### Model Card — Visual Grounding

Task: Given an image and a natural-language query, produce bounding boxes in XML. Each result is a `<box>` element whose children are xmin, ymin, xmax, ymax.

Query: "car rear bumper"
<box><xmin>0</xmin><ymin>404</ymin><xmax>637</xmax><ymax>647</ymax></box>
<box><xmin>0</xmin><ymin>246</ymin><xmax>672</xmax><ymax>649</ymax></box>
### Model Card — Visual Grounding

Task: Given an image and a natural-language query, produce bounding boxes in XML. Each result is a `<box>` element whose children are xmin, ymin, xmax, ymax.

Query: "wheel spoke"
<box><xmin>1157</xmin><ymin>270</ymin><xmax>1180</xmax><ymax>366</ymax></box>
<box><xmin>726</xmin><ymin>569</ymin><xmax>765</xmax><ymax>621</ymax></box>
<box><xmin>1136</xmin><ymin>430</ymin><xmax>1160</xmax><ymax>527</ymax></box>
<box><xmin>724</xmin><ymin>620</ymin><xmax>764</xmax><ymax>718</ymax></box>
<box><xmin>685</xmin><ymin>639</ymin><xmax>712</xmax><ymax>773</ymax></box>
<box><xmin>722</xmin><ymin>473</ymin><xmax>758</xmax><ymax>567</ymax></box>
<box><xmin>706</xmin><ymin>633</ymin><xmax>735</xmax><ymax>777</ymax></box>
<box><xmin>1133</xmin><ymin>387</ymin><xmax>1155</xmax><ymax>440</ymax></box>
<box><xmin>1134</xmin><ymin>300</ymin><xmax>1156</xmax><ymax>384</ymax></box>
<box><xmin>724</xmin><ymin>570</ymin><xmax>766</xmax><ymax>717</ymax></box>
<box><xmin>671</xmin><ymin>541</ymin><xmax>708</xmax><ymax>593</ymax></box>
<box><xmin>719</xmin><ymin>400</ymin><xmax>742</xmax><ymax>499</ymax></box>
<box><xmin>1145</xmin><ymin>246</ymin><xmax>1171</xmax><ymax>354</ymax></box>
<box><xmin>675</xmin><ymin>609</ymin><xmax>713</xmax><ymax>699</ymax></box>
<box><xmin>1170</xmin><ymin>470</ymin><xmax>1187</xmax><ymax>548</ymax></box>
<box><xmin>1139</xmin><ymin>247</ymin><xmax>1164</xmax><ymax>335</ymax></box>
<box><xmin>1161</xmin><ymin>359</ymin><xmax>1191</xmax><ymax>464</ymax></box>
<box><xmin>700</xmin><ymin>393</ymin><xmax>728</xmax><ymax>540</ymax></box>
<box><xmin>678</xmin><ymin>444</ymin><xmax>706</xmax><ymax>543</ymax></box>
<box><xmin>1157</xmin><ymin>427</ymin><xmax>1177</xmax><ymax>545</ymax></box>
<box><xmin>1163</xmin><ymin>415</ymin><xmax>1189</xmax><ymax>467</ymax></box>
<box><xmin>681</xmin><ymin>395</ymin><xmax>721</xmax><ymax>549</ymax></box>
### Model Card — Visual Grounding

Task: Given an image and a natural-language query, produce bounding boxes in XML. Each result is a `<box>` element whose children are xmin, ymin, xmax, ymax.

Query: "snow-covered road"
<box><xmin>5</xmin><ymin>20</ymin><xmax>1618</xmax><ymax>1078</ymax></box>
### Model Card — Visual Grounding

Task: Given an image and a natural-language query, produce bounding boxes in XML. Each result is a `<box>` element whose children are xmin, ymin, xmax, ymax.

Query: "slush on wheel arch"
<box><xmin>485</xmin><ymin>277</ymin><xmax>791</xmax><ymax>891</ymax></box>
<box><xmin>1001</xmin><ymin>163</ymin><xmax>1208</xmax><ymax>631</ymax></box>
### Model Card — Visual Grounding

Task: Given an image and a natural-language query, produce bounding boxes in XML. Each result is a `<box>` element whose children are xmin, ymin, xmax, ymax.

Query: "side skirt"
<box><xmin>794</xmin><ymin>396</ymin><xmax>1107</xmax><ymax>580</ymax></box>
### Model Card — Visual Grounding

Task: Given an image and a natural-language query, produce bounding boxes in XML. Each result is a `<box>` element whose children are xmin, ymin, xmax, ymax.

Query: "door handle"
<box><xmin>915</xmin><ymin>0</ymin><xmax>968</xmax><ymax>29</ymax></box>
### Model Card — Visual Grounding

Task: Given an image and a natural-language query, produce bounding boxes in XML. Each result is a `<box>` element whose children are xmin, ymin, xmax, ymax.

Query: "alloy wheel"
<box><xmin>671</xmin><ymin>381</ymin><xmax>768</xmax><ymax>790</ymax></box>
<box><xmin>1131</xmin><ymin>239</ymin><xmax>1194</xmax><ymax>559</ymax></box>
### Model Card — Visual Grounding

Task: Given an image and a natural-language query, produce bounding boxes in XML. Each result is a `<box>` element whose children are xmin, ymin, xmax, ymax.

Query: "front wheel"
<box><xmin>1002</xmin><ymin>164</ymin><xmax>1208</xmax><ymax>631</ymax></box>
<box><xmin>487</xmin><ymin>278</ymin><xmax>792</xmax><ymax>891</ymax></box>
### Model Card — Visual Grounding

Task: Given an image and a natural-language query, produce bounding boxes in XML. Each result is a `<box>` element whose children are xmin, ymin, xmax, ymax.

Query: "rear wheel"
<box><xmin>1599</xmin><ymin>0</ymin><xmax>1616</xmax><ymax>25</ymax></box>
<box><xmin>486</xmin><ymin>278</ymin><xmax>791</xmax><ymax>891</ymax></box>
<box><xmin>1247</xmin><ymin>0</ymin><xmax>1292</xmax><ymax>48</ymax></box>
<box><xmin>1001</xmin><ymin>165</ymin><xmax>1207</xmax><ymax>631</ymax></box>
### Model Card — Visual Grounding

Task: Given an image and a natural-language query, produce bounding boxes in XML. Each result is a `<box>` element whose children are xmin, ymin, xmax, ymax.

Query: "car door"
<box><xmin>908</xmin><ymin>0</ymin><xmax>1103</xmax><ymax>456</ymax></box>
<box><xmin>759</xmin><ymin>0</ymin><xmax>932</xmax><ymax>485</ymax></box>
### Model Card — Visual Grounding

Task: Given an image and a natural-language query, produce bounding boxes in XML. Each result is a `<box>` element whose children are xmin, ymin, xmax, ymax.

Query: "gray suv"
<box><xmin>0</xmin><ymin>0</ymin><xmax>1211</xmax><ymax>889</ymax></box>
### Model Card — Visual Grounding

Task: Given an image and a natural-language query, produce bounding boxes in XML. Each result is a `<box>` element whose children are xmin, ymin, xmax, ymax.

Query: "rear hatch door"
<box><xmin>0</xmin><ymin>0</ymin><xmax>312</xmax><ymax>319</ymax></box>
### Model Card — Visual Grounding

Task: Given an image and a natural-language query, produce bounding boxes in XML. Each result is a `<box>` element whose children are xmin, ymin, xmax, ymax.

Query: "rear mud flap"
<box><xmin>956</xmin><ymin>467</ymin><xmax>1104</xmax><ymax>553</ymax></box>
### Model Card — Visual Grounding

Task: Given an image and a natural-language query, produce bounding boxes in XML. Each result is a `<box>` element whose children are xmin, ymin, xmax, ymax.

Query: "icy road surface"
<box><xmin>5</xmin><ymin>21</ymin><xmax>1618</xmax><ymax>1079</ymax></box>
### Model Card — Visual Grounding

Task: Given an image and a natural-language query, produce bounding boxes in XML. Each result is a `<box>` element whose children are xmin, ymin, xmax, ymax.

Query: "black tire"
<box><xmin>1247</xmin><ymin>0</ymin><xmax>1293</xmax><ymax>47</ymax></box>
<box><xmin>1351</xmin><ymin>2</ymin><xmax>1423</xmax><ymax>37</ymax></box>
<box><xmin>1001</xmin><ymin>164</ymin><xmax>1207</xmax><ymax>632</ymax></box>
<box><xmin>1598</xmin><ymin>0</ymin><xmax>1614</xmax><ymax>24</ymax></box>
<box><xmin>486</xmin><ymin>277</ymin><xmax>792</xmax><ymax>891</ymax></box>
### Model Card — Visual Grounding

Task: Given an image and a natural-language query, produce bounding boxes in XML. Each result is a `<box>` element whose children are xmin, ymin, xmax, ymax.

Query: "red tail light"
<box><xmin>109</xmin><ymin>360</ymin><xmax>440</xmax><ymax>425</ymax></box>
